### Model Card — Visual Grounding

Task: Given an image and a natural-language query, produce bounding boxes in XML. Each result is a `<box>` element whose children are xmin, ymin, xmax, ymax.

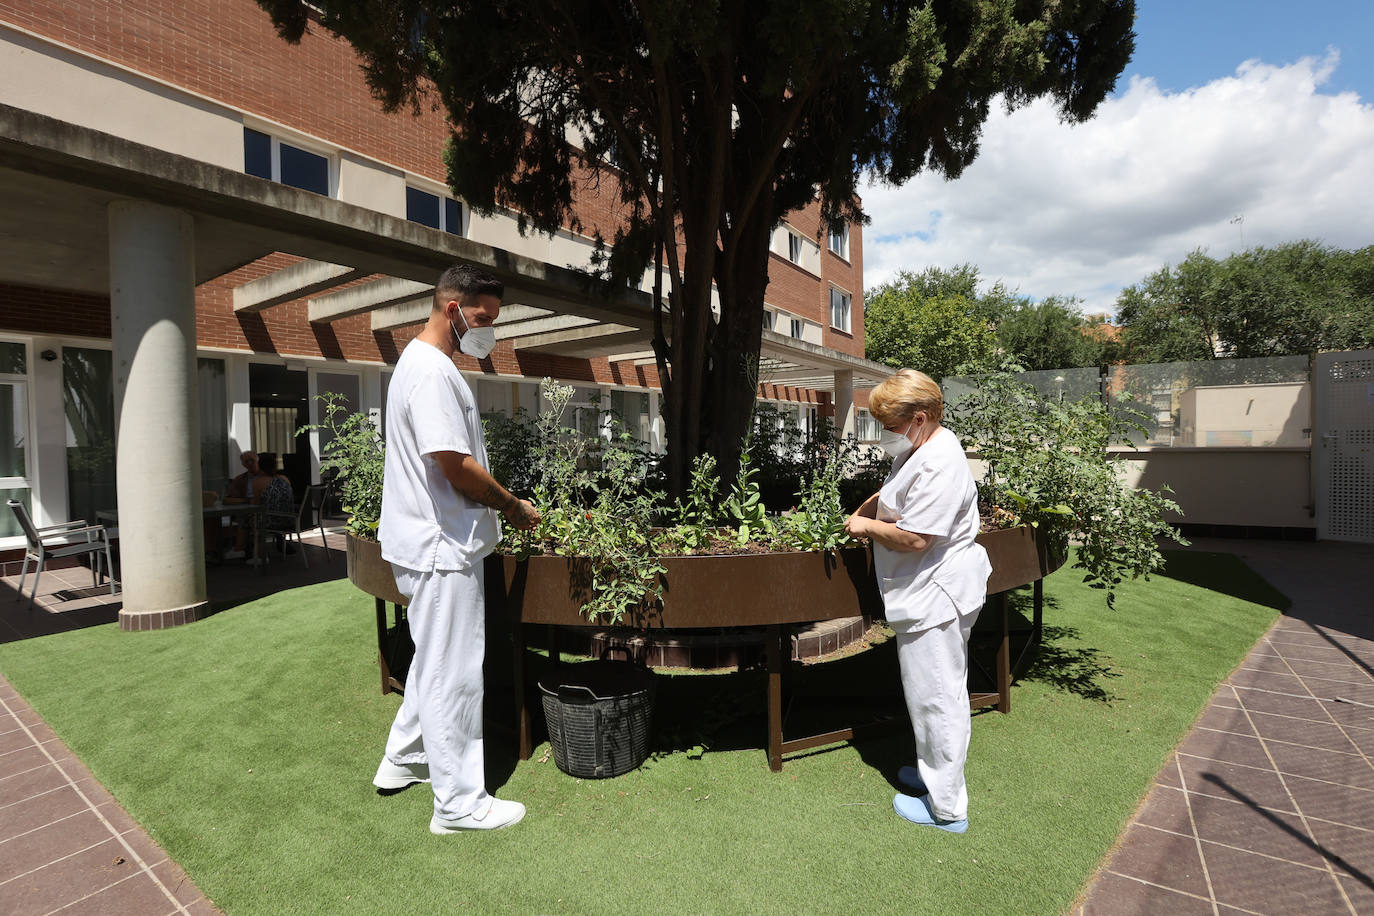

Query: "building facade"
<box><xmin>0</xmin><ymin>1</ymin><xmax>888</xmax><ymax>624</ymax></box>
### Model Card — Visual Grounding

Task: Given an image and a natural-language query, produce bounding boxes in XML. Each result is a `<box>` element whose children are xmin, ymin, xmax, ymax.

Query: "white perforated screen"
<box><xmin>1316</xmin><ymin>351</ymin><xmax>1374</xmax><ymax>543</ymax></box>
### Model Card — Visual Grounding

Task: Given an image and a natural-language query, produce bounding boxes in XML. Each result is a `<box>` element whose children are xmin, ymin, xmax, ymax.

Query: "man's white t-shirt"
<box><xmin>873</xmin><ymin>426</ymin><xmax>991</xmax><ymax>634</ymax></box>
<box><xmin>379</xmin><ymin>339</ymin><xmax>500</xmax><ymax>573</ymax></box>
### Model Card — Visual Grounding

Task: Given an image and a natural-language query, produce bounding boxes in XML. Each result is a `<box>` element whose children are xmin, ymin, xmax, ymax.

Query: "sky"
<box><xmin>860</xmin><ymin>0</ymin><xmax>1374</xmax><ymax>316</ymax></box>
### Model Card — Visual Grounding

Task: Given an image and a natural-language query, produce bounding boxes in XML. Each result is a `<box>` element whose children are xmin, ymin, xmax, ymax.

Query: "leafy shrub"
<box><xmin>304</xmin><ymin>393</ymin><xmax>384</xmax><ymax>538</ymax></box>
<box><xmin>946</xmin><ymin>370</ymin><xmax>1186</xmax><ymax>607</ymax></box>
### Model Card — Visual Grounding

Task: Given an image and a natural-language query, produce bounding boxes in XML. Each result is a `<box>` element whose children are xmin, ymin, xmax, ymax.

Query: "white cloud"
<box><xmin>861</xmin><ymin>51</ymin><xmax>1374</xmax><ymax>315</ymax></box>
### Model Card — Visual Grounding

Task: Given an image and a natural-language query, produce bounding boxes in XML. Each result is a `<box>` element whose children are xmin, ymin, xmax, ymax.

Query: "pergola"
<box><xmin>0</xmin><ymin>103</ymin><xmax>889</xmax><ymax>629</ymax></box>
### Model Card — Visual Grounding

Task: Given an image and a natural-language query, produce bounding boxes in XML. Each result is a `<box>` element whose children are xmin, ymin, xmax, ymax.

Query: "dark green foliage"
<box><xmin>300</xmin><ymin>393</ymin><xmax>384</xmax><ymax>537</ymax></box>
<box><xmin>483</xmin><ymin>408</ymin><xmax>543</xmax><ymax>498</ymax></box>
<box><xmin>1116</xmin><ymin>241</ymin><xmax>1374</xmax><ymax>363</ymax></box>
<box><xmin>948</xmin><ymin>371</ymin><xmax>1185</xmax><ymax>608</ymax></box>
<box><xmin>865</xmin><ymin>266</ymin><xmax>1111</xmax><ymax>377</ymax></box>
<box><xmin>256</xmin><ymin>0</ymin><xmax>1136</xmax><ymax>494</ymax></box>
<box><xmin>994</xmin><ymin>296</ymin><xmax>1114</xmax><ymax>370</ymax></box>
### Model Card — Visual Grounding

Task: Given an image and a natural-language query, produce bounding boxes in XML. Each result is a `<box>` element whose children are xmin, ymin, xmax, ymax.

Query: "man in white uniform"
<box><xmin>372</xmin><ymin>264</ymin><xmax>540</xmax><ymax>834</ymax></box>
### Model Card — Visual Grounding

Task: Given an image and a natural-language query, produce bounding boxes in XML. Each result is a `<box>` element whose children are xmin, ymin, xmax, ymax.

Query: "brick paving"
<box><xmin>1076</xmin><ymin>539</ymin><xmax>1374</xmax><ymax>916</ymax></box>
<box><xmin>0</xmin><ymin>528</ymin><xmax>348</xmax><ymax>914</ymax></box>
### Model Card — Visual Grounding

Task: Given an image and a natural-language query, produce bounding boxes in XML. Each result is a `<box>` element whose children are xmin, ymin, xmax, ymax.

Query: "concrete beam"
<box><xmin>370</xmin><ymin>299</ymin><xmax>554</xmax><ymax>333</ymax></box>
<box><xmin>495</xmin><ymin>314</ymin><xmax>599</xmax><ymax>341</ymax></box>
<box><xmin>514</xmin><ymin>324</ymin><xmax>649</xmax><ymax>358</ymax></box>
<box><xmin>232</xmin><ymin>259</ymin><xmax>366</xmax><ymax>313</ymax></box>
<box><xmin>308</xmin><ymin>277</ymin><xmax>432</xmax><ymax>324</ymax></box>
<box><xmin>604</xmin><ymin>349</ymin><xmax>658</xmax><ymax>363</ymax></box>
<box><xmin>369</xmin><ymin>296</ymin><xmax>433</xmax><ymax>332</ymax></box>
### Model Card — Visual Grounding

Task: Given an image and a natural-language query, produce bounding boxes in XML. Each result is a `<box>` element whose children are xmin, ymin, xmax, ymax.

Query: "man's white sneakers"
<box><xmin>429</xmin><ymin>798</ymin><xmax>526</xmax><ymax>833</ymax></box>
<box><xmin>372</xmin><ymin>758</ymin><xmax>430</xmax><ymax>790</ymax></box>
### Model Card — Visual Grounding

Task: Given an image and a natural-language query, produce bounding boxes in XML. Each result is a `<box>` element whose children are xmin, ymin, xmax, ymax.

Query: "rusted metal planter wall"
<box><xmin>347</xmin><ymin>527</ymin><xmax>1064</xmax><ymax>769</ymax></box>
<box><xmin>492</xmin><ymin>547</ymin><xmax>883</xmax><ymax>629</ymax></box>
<box><xmin>346</xmin><ymin>527</ymin><xmax>1058</xmax><ymax>629</ymax></box>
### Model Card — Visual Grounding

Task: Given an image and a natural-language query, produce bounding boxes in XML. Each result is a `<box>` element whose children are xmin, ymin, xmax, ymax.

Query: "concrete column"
<box><xmin>833</xmin><ymin>369</ymin><xmax>855</xmax><ymax>440</ymax></box>
<box><xmin>109</xmin><ymin>200</ymin><xmax>208</xmax><ymax>630</ymax></box>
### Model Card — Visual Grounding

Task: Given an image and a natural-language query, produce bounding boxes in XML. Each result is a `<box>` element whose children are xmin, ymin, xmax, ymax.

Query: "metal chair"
<box><xmin>262</xmin><ymin>484</ymin><xmax>332</xmax><ymax>569</ymax></box>
<box><xmin>7</xmin><ymin>500</ymin><xmax>117</xmax><ymax>609</ymax></box>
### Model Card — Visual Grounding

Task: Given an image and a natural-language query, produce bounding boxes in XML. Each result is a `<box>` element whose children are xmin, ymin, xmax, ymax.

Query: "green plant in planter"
<box><xmin>302</xmin><ymin>392</ymin><xmax>384</xmax><ymax>538</ymax></box>
<box><xmin>776</xmin><ymin>445</ymin><xmax>855</xmax><ymax>551</ymax></box>
<box><xmin>946</xmin><ymin>369</ymin><xmax>1186</xmax><ymax>608</ymax></box>
<box><xmin>505</xmin><ymin>379</ymin><xmax>667</xmax><ymax>622</ymax></box>
<box><xmin>723</xmin><ymin>437</ymin><xmax>773</xmax><ymax>547</ymax></box>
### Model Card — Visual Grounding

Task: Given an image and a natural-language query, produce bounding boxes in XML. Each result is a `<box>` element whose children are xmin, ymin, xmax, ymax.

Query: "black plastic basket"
<box><xmin>538</xmin><ymin>650</ymin><xmax>655</xmax><ymax>779</ymax></box>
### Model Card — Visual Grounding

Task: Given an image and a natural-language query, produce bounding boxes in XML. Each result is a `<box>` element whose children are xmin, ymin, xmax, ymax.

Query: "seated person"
<box><xmin>223</xmin><ymin>450</ymin><xmax>258</xmax><ymax>504</ymax></box>
<box><xmin>225</xmin><ymin>452</ymin><xmax>296</xmax><ymax>559</ymax></box>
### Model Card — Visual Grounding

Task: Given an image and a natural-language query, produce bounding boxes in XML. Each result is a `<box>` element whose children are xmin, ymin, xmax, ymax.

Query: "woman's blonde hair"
<box><xmin>867</xmin><ymin>369</ymin><xmax>943</xmax><ymax>427</ymax></box>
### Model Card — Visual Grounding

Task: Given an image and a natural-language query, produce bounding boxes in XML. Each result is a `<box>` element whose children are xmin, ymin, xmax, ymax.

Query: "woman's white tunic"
<box><xmin>873</xmin><ymin>426</ymin><xmax>991</xmax><ymax>633</ymax></box>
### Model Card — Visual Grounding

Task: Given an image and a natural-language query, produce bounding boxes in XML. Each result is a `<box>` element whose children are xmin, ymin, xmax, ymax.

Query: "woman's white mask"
<box><xmin>451</xmin><ymin>306</ymin><xmax>496</xmax><ymax>360</ymax></box>
<box><xmin>878</xmin><ymin>419</ymin><xmax>916</xmax><ymax>459</ymax></box>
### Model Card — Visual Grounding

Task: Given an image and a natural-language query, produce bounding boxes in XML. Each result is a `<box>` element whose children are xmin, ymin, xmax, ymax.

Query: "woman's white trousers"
<box><xmin>896</xmin><ymin>607</ymin><xmax>980</xmax><ymax>821</ymax></box>
<box><xmin>384</xmin><ymin>563</ymin><xmax>489</xmax><ymax>820</ymax></box>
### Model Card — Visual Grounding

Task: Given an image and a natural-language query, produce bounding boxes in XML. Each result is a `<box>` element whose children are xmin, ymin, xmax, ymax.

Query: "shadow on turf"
<box><xmin>488</xmin><ymin>594</ymin><xmax>1127</xmax><ymax>784</ymax></box>
<box><xmin>1154</xmin><ymin>549</ymin><xmax>1291</xmax><ymax>612</ymax></box>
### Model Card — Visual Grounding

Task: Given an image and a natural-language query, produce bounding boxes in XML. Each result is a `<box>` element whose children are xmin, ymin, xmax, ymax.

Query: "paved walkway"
<box><xmin>1</xmin><ymin>529</ymin><xmax>347</xmax><ymax>914</ymax></box>
<box><xmin>1076</xmin><ymin>538</ymin><xmax>1374</xmax><ymax>915</ymax></box>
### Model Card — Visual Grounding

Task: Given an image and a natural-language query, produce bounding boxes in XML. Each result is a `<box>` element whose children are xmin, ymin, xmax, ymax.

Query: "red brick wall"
<box><xmin>0</xmin><ymin>283</ymin><xmax>110</xmax><ymax>338</ymax></box>
<box><xmin>1</xmin><ymin>0</ymin><xmax>861</xmax><ymax>382</ymax></box>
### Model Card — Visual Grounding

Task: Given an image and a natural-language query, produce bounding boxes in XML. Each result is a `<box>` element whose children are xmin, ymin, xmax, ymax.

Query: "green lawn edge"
<box><xmin>0</xmin><ymin>549</ymin><xmax>1283</xmax><ymax>915</ymax></box>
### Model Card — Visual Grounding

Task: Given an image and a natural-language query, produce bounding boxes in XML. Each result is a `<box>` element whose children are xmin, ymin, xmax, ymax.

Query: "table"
<box><xmin>98</xmin><ymin>503</ymin><xmax>267</xmax><ymax>570</ymax></box>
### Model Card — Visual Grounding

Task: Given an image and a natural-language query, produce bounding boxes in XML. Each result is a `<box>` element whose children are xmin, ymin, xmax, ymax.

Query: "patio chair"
<box><xmin>262</xmin><ymin>485</ymin><xmax>332</xmax><ymax>569</ymax></box>
<box><xmin>7</xmin><ymin>500</ymin><xmax>117</xmax><ymax>609</ymax></box>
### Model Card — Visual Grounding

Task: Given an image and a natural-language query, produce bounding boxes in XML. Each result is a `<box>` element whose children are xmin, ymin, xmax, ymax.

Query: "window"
<box><xmin>787</xmin><ymin>233</ymin><xmax>803</xmax><ymax>264</ymax></box>
<box><xmin>63</xmin><ymin>347</ymin><xmax>116</xmax><ymax>524</ymax></box>
<box><xmin>197</xmin><ymin>358</ymin><xmax>229</xmax><ymax>494</ymax></box>
<box><xmin>790</xmin><ymin>318</ymin><xmax>803</xmax><ymax>339</ymax></box>
<box><xmin>855</xmin><ymin>409</ymin><xmax>880</xmax><ymax>443</ymax></box>
<box><xmin>828</xmin><ymin>224</ymin><xmax>849</xmax><ymax>259</ymax></box>
<box><xmin>762</xmin><ymin>310</ymin><xmax>773</xmax><ymax>332</ymax></box>
<box><xmin>406</xmin><ymin>186</ymin><xmax>464</xmax><ymax>235</ymax></box>
<box><xmin>0</xmin><ymin>341</ymin><xmax>29</xmax><ymax>539</ymax></box>
<box><xmin>243</xmin><ymin>127</ymin><xmax>332</xmax><ymax>196</ymax></box>
<box><xmin>830</xmin><ymin>288</ymin><xmax>851</xmax><ymax>333</ymax></box>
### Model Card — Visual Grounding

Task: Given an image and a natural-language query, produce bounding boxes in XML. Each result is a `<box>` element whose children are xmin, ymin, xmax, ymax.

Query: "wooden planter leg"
<box><xmin>996</xmin><ymin>592</ymin><xmax>1011</xmax><ymax>714</ymax></box>
<box><xmin>767</xmin><ymin>624</ymin><xmax>783</xmax><ymax>772</ymax></box>
<box><xmin>375</xmin><ymin>597</ymin><xmax>391</xmax><ymax>696</ymax></box>
<box><xmin>513</xmin><ymin>619</ymin><xmax>532</xmax><ymax>760</ymax></box>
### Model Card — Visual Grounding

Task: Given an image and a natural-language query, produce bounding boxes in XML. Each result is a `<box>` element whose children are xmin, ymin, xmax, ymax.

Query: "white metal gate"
<box><xmin>1315</xmin><ymin>350</ymin><xmax>1374</xmax><ymax>543</ymax></box>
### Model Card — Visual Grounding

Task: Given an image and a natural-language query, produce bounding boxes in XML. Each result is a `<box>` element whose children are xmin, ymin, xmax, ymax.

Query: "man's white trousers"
<box><xmin>895</xmin><ymin>607</ymin><xmax>980</xmax><ymax>822</ymax></box>
<box><xmin>384</xmin><ymin>563</ymin><xmax>489</xmax><ymax>820</ymax></box>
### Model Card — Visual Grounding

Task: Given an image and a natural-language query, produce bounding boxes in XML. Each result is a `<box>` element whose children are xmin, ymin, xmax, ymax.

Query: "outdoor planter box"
<box><xmin>348</xmin><ymin>525</ymin><xmax>1062</xmax><ymax>770</ymax></box>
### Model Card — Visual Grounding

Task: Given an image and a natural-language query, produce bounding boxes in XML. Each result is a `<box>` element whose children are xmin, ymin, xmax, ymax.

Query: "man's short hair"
<box><xmin>434</xmin><ymin>264</ymin><xmax>504</xmax><ymax>311</ymax></box>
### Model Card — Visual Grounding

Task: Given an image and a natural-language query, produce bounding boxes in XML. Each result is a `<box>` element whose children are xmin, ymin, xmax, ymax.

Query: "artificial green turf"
<box><xmin>0</xmin><ymin>550</ymin><xmax>1283</xmax><ymax>915</ymax></box>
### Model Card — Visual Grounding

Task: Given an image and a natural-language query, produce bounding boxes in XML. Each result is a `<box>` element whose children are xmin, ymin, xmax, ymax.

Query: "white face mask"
<box><xmin>451</xmin><ymin>306</ymin><xmax>496</xmax><ymax>360</ymax></box>
<box><xmin>878</xmin><ymin>419</ymin><xmax>916</xmax><ymax>459</ymax></box>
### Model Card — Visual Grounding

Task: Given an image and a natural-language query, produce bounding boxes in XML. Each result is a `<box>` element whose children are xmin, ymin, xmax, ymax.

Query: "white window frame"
<box><xmin>404</xmin><ymin>183</ymin><xmax>466</xmax><ymax>236</ymax></box>
<box><xmin>0</xmin><ymin>336</ymin><xmax>33</xmax><ymax>494</ymax></box>
<box><xmin>855</xmin><ymin>408</ymin><xmax>880</xmax><ymax>443</ymax></box>
<box><xmin>789</xmin><ymin>317</ymin><xmax>804</xmax><ymax>339</ymax></box>
<box><xmin>828</xmin><ymin>223</ymin><xmax>849</xmax><ymax>259</ymax></box>
<box><xmin>787</xmin><ymin>232</ymin><xmax>804</xmax><ymax>264</ymax></box>
<box><xmin>830</xmin><ymin>287</ymin><xmax>852</xmax><ymax>333</ymax></box>
<box><xmin>243</xmin><ymin>123</ymin><xmax>339</xmax><ymax>197</ymax></box>
<box><xmin>762</xmin><ymin>309</ymin><xmax>774</xmax><ymax>332</ymax></box>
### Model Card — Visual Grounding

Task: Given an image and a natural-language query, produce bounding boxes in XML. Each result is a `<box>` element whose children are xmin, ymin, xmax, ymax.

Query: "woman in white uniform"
<box><xmin>845</xmin><ymin>369</ymin><xmax>991</xmax><ymax>833</ymax></box>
